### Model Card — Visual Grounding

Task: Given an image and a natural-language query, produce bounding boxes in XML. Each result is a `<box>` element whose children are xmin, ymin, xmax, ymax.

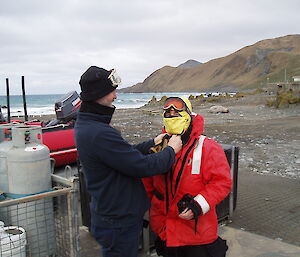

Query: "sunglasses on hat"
<box><xmin>108</xmin><ymin>69</ymin><xmax>122</xmax><ymax>87</ymax></box>
<box><xmin>163</xmin><ymin>97</ymin><xmax>186</xmax><ymax>111</ymax></box>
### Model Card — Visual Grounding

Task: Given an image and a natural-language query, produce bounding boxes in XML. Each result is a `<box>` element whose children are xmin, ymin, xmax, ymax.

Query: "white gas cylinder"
<box><xmin>6</xmin><ymin>125</ymin><xmax>51</xmax><ymax>196</ymax></box>
<box><xmin>0</xmin><ymin>124</ymin><xmax>15</xmax><ymax>194</ymax></box>
<box><xmin>2</xmin><ymin>125</ymin><xmax>56</xmax><ymax>256</ymax></box>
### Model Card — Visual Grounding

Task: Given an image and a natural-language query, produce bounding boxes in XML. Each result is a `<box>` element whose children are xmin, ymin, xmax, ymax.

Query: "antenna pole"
<box><xmin>21</xmin><ymin>76</ymin><xmax>28</xmax><ymax>121</ymax></box>
<box><xmin>284</xmin><ymin>68</ymin><xmax>287</xmax><ymax>83</ymax></box>
<box><xmin>6</xmin><ymin>78</ymin><xmax>11</xmax><ymax>123</ymax></box>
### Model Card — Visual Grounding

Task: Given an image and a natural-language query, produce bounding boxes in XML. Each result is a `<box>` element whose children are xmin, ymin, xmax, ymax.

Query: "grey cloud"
<box><xmin>0</xmin><ymin>0</ymin><xmax>299</xmax><ymax>94</ymax></box>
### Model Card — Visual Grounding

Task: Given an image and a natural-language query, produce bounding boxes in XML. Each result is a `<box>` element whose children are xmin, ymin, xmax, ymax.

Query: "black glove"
<box><xmin>177</xmin><ymin>193</ymin><xmax>202</xmax><ymax>233</ymax></box>
<box><xmin>177</xmin><ymin>193</ymin><xmax>202</xmax><ymax>216</ymax></box>
<box><xmin>154</xmin><ymin>236</ymin><xmax>167</xmax><ymax>256</ymax></box>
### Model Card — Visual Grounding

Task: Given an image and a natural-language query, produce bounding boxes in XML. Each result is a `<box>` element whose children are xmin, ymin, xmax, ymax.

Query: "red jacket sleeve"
<box><xmin>142</xmin><ymin>177</ymin><xmax>155</xmax><ymax>201</ymax></box>
<box><xmin>194</xmin><ymin>139</ymin><xmax>232</xmax><ymax>214</ymax></box>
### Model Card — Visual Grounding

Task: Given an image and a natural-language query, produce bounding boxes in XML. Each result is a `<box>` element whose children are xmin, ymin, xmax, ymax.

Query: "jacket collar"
<box><xmin>180</xmin><ymin>114</ymin><xmax>204</xmax><ymax>145</ymax></box>
<box><xmin>189</xmin><ymin>114</ymin><xmax>204</xmax><ymax>138</ymax></box>
<box><xmin>79</xmin><ymin>101</ymin><xmax>115</xmax><ymax>124</ymax></box>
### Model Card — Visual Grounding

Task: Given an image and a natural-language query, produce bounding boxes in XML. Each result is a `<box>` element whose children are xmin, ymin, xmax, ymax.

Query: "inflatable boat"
<box><xmin>42</xmin><ymin>123</ymin><xmax>77</xmax><ymax>167</ymax></box>
<box><xmin>0</xmin><ymin>91</ymin><xmax>80</xmax><ymax>167</ymax></box>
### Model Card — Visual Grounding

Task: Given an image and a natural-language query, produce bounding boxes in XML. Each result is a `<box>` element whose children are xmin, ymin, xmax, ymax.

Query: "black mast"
<box><xmin>6</xmin><ymin>78</ymin><xmax>11</xmax><ymax>123</ymax></box>
<box><xmin>21</xmin><ymin>76</ymin><xmax>28</xmax><ymax>121</ymax></box>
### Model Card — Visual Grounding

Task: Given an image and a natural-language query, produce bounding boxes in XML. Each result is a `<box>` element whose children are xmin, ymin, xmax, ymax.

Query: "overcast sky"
<box><xmin>0</xmin><ymin>0</ymin><xmax>299</xmax><ymax>95</ymax></box>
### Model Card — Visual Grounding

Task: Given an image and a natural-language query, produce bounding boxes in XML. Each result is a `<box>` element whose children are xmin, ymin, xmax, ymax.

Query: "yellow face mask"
<box><xmin>163</xmin><ymin>110</ymin><xmax>191</xmax><ymax>135</ymax></box>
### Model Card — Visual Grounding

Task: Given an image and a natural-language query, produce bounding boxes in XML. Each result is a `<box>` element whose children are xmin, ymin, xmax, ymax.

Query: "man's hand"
<box><xmin>154</xmin><ymin>133</ymin><xmax>167</xmax><ymax>145</ymax></box>
<box><xmin>167</xmin><ymin>135</ymin><xmax>182</xmax><ymax>154</ymax></box>
<box><xmin>179</xmin><ymin>208</ymin><xmax>194</xmax><ymax>220</ymax></box>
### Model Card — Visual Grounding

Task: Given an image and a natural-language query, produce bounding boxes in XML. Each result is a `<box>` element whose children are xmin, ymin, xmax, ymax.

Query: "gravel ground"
<box><xmin>112</xmin><ymin>93</ymin><xmax>300</xmax><ymax>180</ymax></box>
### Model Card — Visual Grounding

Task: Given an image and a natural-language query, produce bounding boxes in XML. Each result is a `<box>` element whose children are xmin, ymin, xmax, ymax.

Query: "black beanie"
<box><xmin>79</xmin><ymin>66</ymin><xmax>118</xmax><ymax>101</ymax></box>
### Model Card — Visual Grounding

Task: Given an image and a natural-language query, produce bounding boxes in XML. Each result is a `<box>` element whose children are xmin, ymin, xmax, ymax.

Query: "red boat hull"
<box><xmin>1</xmin><ymin>121</ymin><xmax>77</xmax><ymax>167</ymax></box>
<box><xmin>42</xmin><ymin>125</ymin><xmax>77</xmax><ymax>167</ymax></box>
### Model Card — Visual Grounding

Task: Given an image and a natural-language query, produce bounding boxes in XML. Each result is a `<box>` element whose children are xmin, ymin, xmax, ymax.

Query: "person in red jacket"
<box><xmin>143</xmin><ymin>96</ymin><xmax>232</xmax><ymax>257</ymax></box>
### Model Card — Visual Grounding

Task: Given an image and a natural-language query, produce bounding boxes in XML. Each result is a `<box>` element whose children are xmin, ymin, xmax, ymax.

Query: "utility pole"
<box><xmin>284</xmin><ymin>68</ymin><xmax>287</xmax><ymax>83</ymax></box>
<box><xmin>21</xmin><ymin>76</ymin><xmax>28</xmax><ymax>121</ymax></box>
<box><xmin>6</xmin><ymin>78</ymin><xmax>11</xmax><ymax>123</ymax></box>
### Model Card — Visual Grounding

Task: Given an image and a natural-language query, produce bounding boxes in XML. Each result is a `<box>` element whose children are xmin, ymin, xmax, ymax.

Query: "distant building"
<box><xmin>292</xmin><ymin>76</ymin><xmax>300</xmax><ymax>82</ymax></box>
<box><xmin>267</xmin><ymin>76</ymin><xmax>300</xmax><ymax>94</ymax></box>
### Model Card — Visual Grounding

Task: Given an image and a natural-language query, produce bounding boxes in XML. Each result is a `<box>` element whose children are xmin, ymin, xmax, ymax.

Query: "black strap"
<box><xmin>174</xmin><ymin>138</ymin><xmax>198</xmax><ymax>193</ymax></box>
<box><xmin>165</xmin><ymin>174</ymin><xmax>169</xmax><ymax>214</ymax></box>
<box><xmin>154</xmin><ymin>190</ymin><xmax>164</xmax><ymax>201</ymax></box>
<box><xmin>189</xmin><ymin>200</ymin><xmax>202</xmax><ymax>233</ymax></box>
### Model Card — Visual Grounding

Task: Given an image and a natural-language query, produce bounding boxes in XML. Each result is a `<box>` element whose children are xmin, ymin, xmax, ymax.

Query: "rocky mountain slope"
<box><xmin>121</xmin><ymin>34</ymin><xmax>300</xmax><ymax>92</ymax></box>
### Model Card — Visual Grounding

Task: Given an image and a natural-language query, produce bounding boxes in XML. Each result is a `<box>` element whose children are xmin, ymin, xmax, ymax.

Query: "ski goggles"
<box><xmin>108</xmin><ymin>69</ymin><xmax>122</xmax><ymax>87</ymax></box>
<box><xmin>163</xmin><ymin>97</ymin><xmax>186</xmax><ymax>111</ymax></box>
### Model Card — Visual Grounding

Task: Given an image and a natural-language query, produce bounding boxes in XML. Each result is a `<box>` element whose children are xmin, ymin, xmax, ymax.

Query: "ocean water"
<box><xmin>0</xmin><ymin>92</ymin><xmax>205</xmax><ymax>117</ymax></box>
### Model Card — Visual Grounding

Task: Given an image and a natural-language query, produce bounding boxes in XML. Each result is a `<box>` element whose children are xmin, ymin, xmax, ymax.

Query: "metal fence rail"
<box><xmin>0</xmin><ymin>175</ymin><xmax>80</xmax><ymax>257</ymax></box>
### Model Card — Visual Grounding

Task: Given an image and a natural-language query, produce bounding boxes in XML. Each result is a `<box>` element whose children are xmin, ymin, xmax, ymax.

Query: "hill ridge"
<box><xmin>121</xmin><ymin>34</ymin><xmax>300</xmax><ymax>93</ymax></box>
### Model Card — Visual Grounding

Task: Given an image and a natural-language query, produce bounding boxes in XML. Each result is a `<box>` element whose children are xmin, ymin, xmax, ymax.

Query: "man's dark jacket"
<box><xmin>74</xmin><ymin>103</ymin><xmax>175</xmax><ymax>228</ymax></box>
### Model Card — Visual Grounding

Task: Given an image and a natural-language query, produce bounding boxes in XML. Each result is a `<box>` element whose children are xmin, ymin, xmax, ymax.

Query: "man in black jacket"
<box><xmin>75</xmin><ymin>66</ymin><xmax>182</xmax><ymax>257</ymax></box>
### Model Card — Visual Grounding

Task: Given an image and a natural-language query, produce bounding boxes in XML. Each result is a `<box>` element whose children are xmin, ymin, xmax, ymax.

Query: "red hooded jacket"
<box><xmin>143</xmin><ymin>114</ymin><xmax>232</xmax><ymax>246</ymax></box>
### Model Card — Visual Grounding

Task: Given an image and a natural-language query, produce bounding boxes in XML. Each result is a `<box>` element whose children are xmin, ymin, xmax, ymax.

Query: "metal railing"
<box><xmin>0</xmin><ymin>174</ymin><xmax>80</xmax><ymax>257</ymax></box>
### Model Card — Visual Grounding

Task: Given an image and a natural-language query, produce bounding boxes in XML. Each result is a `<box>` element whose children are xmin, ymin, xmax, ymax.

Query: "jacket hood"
<box><xmin>189</xmin><ymin>113</ymin><xmax>204</xmax><ymax>138</ymax></box>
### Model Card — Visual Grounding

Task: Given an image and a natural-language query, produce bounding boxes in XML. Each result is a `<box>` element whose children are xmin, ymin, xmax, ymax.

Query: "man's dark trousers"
<box><xmin>91</xmin><ymin>220</ymin><xmax>143</xmax><ymax>257</ymax></box>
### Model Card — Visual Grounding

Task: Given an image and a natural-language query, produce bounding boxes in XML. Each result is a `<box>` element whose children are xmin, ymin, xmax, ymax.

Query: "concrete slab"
<box><xmin>80</xmin><ymin>225</ymin><xmax>300</xmax><ymax>257</ymax></box>
<box><xmin>220</xmin><ymin>226</ymin><xmax>300</xmax><ymax>257</ymax></box>
<box><xmin>228</xmin><ymin>171</ymin><xmax>300</xmax><ymax>247</ymax></box>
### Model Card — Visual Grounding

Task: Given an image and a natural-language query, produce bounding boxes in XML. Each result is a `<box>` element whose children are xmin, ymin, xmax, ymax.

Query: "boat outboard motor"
<box><xmin>54</xmin><ymin>91</ymin><xmax>81</xmax><ymax>123</ymax></box>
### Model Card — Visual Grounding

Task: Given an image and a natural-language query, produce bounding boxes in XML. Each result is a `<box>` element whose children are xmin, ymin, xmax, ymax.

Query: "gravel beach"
<box><xmin>28</xmin><ymin>93</ymin><xmax>299</xmax><ymax>185</ymax></box>
<box><xmin>111</xmin><ymin>93</ymin><xmax>300</xmax><ymax>180</ymax></box>
<box><xmin>33</xmin><ymin>93</ymin><xmax>299</xmax><ymax>179</ymax></box>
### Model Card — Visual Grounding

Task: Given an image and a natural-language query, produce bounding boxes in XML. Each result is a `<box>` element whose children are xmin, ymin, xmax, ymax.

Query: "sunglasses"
<box><xmin>163</xmin><ymin>97</ymin><xmax>186</xmax><ymax>111</ymax></box>
<box><xmin>108</xmin><ymin>69</ymin><xmax>122</xmax><ymax>87</ymax></box>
